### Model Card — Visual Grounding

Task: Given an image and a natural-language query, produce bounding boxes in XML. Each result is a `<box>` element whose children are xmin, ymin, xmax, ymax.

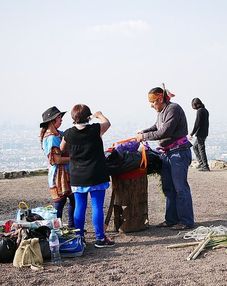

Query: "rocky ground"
<box><xmin>0</xmin><ymin>166</ymin><xmax>227</xmax><ymax>286</ymax></box>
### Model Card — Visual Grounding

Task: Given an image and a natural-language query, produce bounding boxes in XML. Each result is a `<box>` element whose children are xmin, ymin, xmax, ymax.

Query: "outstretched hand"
<box><xmin>135</xmin><ymin>133</ymin><xmax>143</xmax><ymax>142</ymax></box>
<box><xmin>92</xmin><ymin>111</ymin><xmax>111</xmax><ymax>136</ymax></box>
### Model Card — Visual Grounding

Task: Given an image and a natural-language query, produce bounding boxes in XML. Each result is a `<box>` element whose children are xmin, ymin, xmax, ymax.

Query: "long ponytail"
<box><xmin>39</xmin><ymin>125</ymin><xmax>48</xmax><ymax>150</ymax></box>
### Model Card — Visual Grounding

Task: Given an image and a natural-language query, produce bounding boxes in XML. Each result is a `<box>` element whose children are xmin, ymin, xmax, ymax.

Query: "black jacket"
<box><xmin>191</xmin><ymin>107</ymin><xmax>209</xmax><ymax>138</ymax></box>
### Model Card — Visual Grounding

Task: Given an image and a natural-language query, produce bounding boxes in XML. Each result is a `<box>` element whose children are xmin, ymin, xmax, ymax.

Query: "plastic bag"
<box><xmin>31</xmin><ymin>205</ymin><xmax>57</xmax><ymax>220</ymax></box>
<box><xmin>0</xmin><ymin>236</ymin><xmax>17</xmax><ymax>263</ymax></box>
<box><xmin>16</xmin><ymin>201</ymin><xmax>30</xmax><ymax>221</ymax></box>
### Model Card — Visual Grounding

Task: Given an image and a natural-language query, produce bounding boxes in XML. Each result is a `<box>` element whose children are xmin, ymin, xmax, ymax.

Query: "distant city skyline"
<box><xmin>0</xmin><ymin>121</ymin><xmax>226</xmax><ymax>172</ymax></box>
<box><xmin>1</xmin><ymin>0</ymin><xmax>227</xmax><ymax>128</ymax></box>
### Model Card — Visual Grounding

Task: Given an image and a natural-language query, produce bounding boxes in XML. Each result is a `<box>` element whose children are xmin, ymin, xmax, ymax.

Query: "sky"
<box><xmin>0</xmin><ymin>0</ymin><xmax>227</xmax><ymax>134</ymax></box>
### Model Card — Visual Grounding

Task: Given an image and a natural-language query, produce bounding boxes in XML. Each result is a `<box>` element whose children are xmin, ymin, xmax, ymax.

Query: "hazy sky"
<box><xmin>1</xmin><ymin>0</ymin><xmax>227</xmax><ymax>132</ymax></box>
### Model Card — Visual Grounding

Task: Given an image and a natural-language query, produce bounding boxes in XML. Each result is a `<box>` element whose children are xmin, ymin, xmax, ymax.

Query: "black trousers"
<box><xmin>193</xmin><ymin>136</ymin><xmax>209</xmax><ymax>168</ymax></box>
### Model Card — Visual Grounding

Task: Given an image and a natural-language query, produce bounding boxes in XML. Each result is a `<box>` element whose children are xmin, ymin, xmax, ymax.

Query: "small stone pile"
<box><xmin>0</xmin><ymin>169</ymin><xmax>48</xmax><ymax>180</ymax></box>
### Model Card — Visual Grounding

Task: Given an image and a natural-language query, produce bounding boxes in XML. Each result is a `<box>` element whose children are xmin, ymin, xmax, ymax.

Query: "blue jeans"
<box><xmin>74</xmin><ymin>190</ymin><xmax>106</xmax><ymax>240</ymax></box>
<box><xmin>161</xmin><ymin>148</ymin><xmax>194</xmax><ymax>226</ymax></box>
<box><xmin>54</xmin><ymin>193</ymin><xmax>75</xmax><ymax>227</ymax></box>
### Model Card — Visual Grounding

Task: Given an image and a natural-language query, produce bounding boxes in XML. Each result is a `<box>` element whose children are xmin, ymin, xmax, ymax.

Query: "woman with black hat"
<box><xmin>39</xmin><ymin>106</ymin><xmax>75</xmax><ymax>227</ymax></box>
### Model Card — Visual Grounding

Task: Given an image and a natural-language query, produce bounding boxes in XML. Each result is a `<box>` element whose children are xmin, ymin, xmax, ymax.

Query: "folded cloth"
<box><xmin>113</xmin><ymin>168</ymin><xmax>147</xmax><ymax>180</ymax></box>
<box><xmin>157</xmin><ymin>136</ymin><xmax>190</xmax><ymax>152</ymax></box>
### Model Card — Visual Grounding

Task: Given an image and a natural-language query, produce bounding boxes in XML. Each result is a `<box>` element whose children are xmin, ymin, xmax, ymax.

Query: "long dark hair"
<box><xmin>39</xmin><ymin>120</ymin><xmax>58</xmax><ymax>149</ymax></box>
<box><xmin>191</xmin><ymin>98</ymin><xmax>205</xmax><ymax>110</ymax></box>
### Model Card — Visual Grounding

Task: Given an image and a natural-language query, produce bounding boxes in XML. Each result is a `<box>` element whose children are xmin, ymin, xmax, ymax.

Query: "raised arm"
<box><xmin>93</xmin><ymin>111</ymin><xmax>111</xmax><ymax>136</ymax></box>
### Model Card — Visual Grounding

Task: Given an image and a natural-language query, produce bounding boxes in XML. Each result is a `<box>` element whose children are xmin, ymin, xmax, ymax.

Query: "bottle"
<box><xmin>49</xmin><ymin>229</ymin><xmax>62</xmax><ymax>265</ymax></box>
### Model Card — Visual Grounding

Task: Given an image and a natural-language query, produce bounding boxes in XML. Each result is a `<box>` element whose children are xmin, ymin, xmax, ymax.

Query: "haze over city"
<box><xmin>1</xmin><ymin>0</ymin><xmax>227</xmax><ymax>132</ymax></box>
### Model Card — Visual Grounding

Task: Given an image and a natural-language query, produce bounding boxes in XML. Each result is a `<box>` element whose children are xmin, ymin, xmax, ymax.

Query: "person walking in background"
<box><xmin>190</xmin><ymin>98</ymin><xmax>210</xmax><ymax>171</ymax></box>
<box><xmin>40</xmin><ymin>106</ymin><xmax>75</xmax><ymax>227</ymax></box>
<box><xmin>60</xmin><ymin>104</ymin><xmax>115</xmax><ymax>248</ymax></box>
<box><xmin>136</xmin><ymin>85</ymin><xmax>194</xmax><ymax>230</ymax></box>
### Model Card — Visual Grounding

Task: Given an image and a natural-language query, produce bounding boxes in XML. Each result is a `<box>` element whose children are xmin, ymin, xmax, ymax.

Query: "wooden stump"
<box><xmin>111</xmin><ymin>173</ymin><xmax>149</xmax><ymax>232</ymax></box>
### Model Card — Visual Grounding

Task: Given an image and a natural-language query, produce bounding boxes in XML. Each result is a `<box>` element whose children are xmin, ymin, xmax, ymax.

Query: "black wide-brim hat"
<box><xmin>40</xmin><ymin>106</ymin><xmax>66</xmax><ymax>128</ymax></box>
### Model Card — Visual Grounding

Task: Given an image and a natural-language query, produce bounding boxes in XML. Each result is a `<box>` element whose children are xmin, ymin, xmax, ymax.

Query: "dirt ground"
<box><xmin>0</xmin><ymin>167</ymin><xmax>227</xmax><ymax>286</ymax></box>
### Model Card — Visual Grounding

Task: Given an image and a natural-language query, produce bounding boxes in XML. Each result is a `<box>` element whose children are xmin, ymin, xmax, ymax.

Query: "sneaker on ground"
<box><xmin>199</xmin><ymin>167</ymin><xmax>210</xmax><ymax>172</ymax></box>
<box><xmin>94</xmin><ymin>236</ymin><xmax>115</xmax><ymax>248</ymax></box>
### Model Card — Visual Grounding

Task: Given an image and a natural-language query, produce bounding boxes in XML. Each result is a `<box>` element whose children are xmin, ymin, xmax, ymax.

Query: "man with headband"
<box><xmin>136</xmin><ymin>85</ymin><xmax>194</xmax><ymax>230</ymax></box>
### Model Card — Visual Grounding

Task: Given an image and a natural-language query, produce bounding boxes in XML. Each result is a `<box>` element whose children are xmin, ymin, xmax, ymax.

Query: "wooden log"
<box><xmin>112</xmin><ymin>173</ymin><xmax>149</xmax><ymax>232</ymax></box>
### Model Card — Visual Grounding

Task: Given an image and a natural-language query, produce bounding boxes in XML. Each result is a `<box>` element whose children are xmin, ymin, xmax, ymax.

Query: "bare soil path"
<box><xmin>0</xmin><ymin>168</ymin><xmax>227</xmax><ymax>286</ymax></box>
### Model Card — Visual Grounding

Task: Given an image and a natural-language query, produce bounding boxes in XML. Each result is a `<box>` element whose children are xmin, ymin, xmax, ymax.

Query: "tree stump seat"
<box><xmin>111</xmin><ymin>171</ymin><xmax>149</xmax><ymax>233</ymax></box>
